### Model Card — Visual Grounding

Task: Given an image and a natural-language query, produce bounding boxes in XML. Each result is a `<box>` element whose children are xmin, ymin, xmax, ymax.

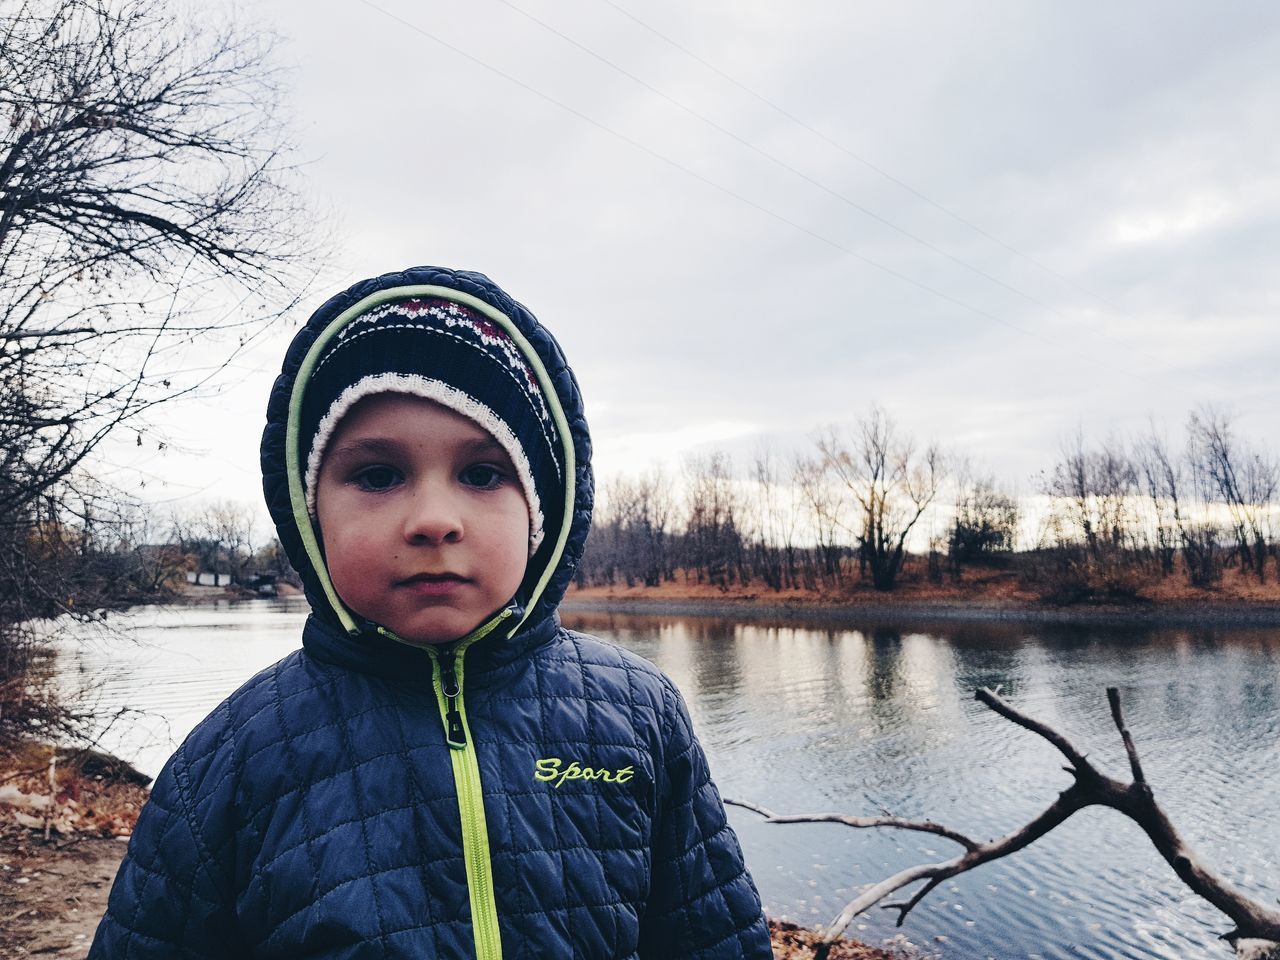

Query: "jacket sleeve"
<box><xmin>87</xmin><ymin>738</ymin><xmax>240</xmax><ymax>959</ymax></box>
<box><xmin>639</xmin><ymin>681</ymin><xmax>773</xmax><ymax>960</ymax></box>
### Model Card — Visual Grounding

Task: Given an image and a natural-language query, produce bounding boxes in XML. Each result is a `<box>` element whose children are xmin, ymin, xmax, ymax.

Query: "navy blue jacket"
<box><xmin>90</xmin><ymin>267</ymin><xmax>771</xmax><ymax>959</ymax></box>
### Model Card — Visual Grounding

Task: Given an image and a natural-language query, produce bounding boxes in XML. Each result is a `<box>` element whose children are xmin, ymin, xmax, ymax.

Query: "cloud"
<box><xmin>133</xmin><ymin>0</ymin><xmax>1280</xmax><ymax>515</ymax></box>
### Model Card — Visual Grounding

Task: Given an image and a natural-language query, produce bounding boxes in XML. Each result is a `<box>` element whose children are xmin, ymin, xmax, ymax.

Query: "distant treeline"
<box><xmin>0</xmin><ymin>499</ymin><xmax>295</xmax><ymax>618</ymax></box>
<box><xmin>0</xmin><ymin>401</ymin><xmax>1269</xmax><ymax>771</ymax></box>
<box><xmin>15</xmin><ymin>405</ymin><xmax>1275</xmax><ymax>616</ymax></box>
<box><xmin>575</xmin><ymin>405</ymin><xmax>1279</xmax><ymax>601</ymax></box>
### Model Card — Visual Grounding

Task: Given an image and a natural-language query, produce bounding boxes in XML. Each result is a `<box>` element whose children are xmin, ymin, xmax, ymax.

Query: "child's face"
<box><xmin>314</xmin><ymin>393</ymin><xmax>530</xmax><ymax>645</ymax></box>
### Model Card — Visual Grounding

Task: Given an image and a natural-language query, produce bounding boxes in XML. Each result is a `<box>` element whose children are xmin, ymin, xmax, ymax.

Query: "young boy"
<box><xmin>90</xmin><ymin>266</ymin><xmax>772</xmax><ymax>959</ymax></box>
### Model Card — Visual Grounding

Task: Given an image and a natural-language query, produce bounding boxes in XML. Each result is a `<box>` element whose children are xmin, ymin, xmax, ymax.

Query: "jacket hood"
<box><xmin>260</xmin><ymin>266</ymin><xmax>593</xmax><ymax>649</ymax></box>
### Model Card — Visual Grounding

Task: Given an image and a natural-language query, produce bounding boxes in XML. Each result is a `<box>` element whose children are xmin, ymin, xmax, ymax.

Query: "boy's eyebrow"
<box><xmin>327</xmin><ymin>435</ymin><xmax>510</xmax><ymax>461</ymax></box>
<box><xmin>461</xmin><ymin>436</ymin><xmax>509</xmax><ymax>457</ymax></box>
<box><xmin>449</xmin><ymin>435</ymin><xmax>511</xmax><ymax>461</ymax></box>
<box><xmin>327</xmin><ymin>437</ymin><xmax>405</xmax><ymax>462</ymax></box>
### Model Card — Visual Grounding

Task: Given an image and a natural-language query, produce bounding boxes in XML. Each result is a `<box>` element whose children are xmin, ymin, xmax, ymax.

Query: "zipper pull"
<box><xmin>438</xmin><ymin>653</ymin><xmax>467</xmax><ymax>749</ymax></box>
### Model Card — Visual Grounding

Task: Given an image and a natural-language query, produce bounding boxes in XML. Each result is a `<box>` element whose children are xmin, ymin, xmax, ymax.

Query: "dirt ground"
<box><xmin>768</xmin><ymin>919</ymin><xmax>918</xmax><ymax>959</ymax></box>
<box><xmin>0</xmin><ymin>744</ymin><xmax>149</xmax><ymax>957</ymax></box>
<box><xmin>0</xmin><ymin>826</ymin><xmax>122</xmax><ymax>956</ymax></box>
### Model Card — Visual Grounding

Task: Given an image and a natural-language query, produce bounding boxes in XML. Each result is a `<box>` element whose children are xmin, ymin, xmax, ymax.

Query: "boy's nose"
<box><xmin>402</xmin><ymin>489</ymin><xmax>463</xmax><ymax>545</ymax></box>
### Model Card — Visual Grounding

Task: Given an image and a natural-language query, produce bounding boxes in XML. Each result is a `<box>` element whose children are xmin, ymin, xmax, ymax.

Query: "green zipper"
<box><xmin>281</xmin><ymin>281</ymin><xmax>576</xmax><ymax>953</ymax></box>
<box><xmin>425</xmin><ymin>609</ymin><xmax>513</xmax><ymax>960</ymax></box>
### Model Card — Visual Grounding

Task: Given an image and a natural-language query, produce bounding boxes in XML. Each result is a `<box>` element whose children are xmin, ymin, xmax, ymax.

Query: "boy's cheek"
<box><xmin>321</xmin><ymin>536</ymin><xmax>386</xmax><ymax>620</ymax></box>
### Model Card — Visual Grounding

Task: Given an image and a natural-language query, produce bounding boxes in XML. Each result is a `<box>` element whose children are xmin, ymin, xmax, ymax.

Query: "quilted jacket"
<box><xmin>89</xmin><ymin>266</ymin><xmax>772</xmax><ymax>959</ymax></box>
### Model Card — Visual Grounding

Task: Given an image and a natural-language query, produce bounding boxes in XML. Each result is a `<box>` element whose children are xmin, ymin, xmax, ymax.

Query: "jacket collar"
<box><xmin>301</xmin><ymin>609</ymin><xmax>561</xmax><ymax>683</ymax></box>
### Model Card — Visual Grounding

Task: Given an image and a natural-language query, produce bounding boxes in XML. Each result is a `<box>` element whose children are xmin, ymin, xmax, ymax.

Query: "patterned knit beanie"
<box><xmin>299</xmin><ymin>296</ymin><xmax>563</xmax><ymax>555</ymax></box>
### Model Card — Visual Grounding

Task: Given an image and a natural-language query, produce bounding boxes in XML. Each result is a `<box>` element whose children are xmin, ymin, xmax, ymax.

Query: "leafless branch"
<box><xmin>723</xmin><ymin>797</ymin><xmax>979</xmax><ymax>851</ymax></box>
<box><xmin>733</xmin><ymin>686</ymin><xmax>1280</xmax><ymax>959</ymax></box>
<box><xmin>0</xmin><ymin>0</ymin><xmax>325</xmax><ymax>743</ymax></box>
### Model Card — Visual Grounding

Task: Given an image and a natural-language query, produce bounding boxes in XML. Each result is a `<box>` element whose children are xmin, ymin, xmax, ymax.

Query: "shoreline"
<box><xmin>561</xmin><ymin>594</ymin><xmax>1280</xmax><ymax>628</ymax></box>
<box><xmin>0</xmin><ymin>744</ymin><xmax>150</xmax><ymax>956</ymax></box>
<box><xmin>173</xmin><ymin>581</ymin><xmax>1280</xmax><ymax>628</ymax></box>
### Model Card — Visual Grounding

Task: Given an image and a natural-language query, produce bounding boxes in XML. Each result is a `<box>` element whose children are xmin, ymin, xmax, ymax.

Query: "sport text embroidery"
<box><xmin>534</xmin><ymin>757</ymin><xmax>634</xmax><ymax>789</ymax></box>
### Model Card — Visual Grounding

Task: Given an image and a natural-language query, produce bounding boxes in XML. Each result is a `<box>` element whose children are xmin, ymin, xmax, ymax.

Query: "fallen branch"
<box><xmin>727</xmin><ymin>686</ymin><xmax>1280</xmax><ymax>959</ymax></box>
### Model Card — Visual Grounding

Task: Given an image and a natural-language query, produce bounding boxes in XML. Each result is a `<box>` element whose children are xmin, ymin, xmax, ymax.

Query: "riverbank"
<box><xmin>0</xmin><ymin>742</ymin><xmax>149</xmax><ymax>956</ymax></box>
<box><xmin>171</xmin><ymin>565</ymin><xmax>1280</xmax><ymax>626</ymax></box>
<box><xmin>0</xmin><ymin>830</ymin><xmax>124</xmax><ymax>956</ymax></box>
<box><xmin>173</xmin><ymin>580</ymin><xmax>305</xmax><ymax>602</ymax></box>
<box><xmin>0</xmin><ymin>742</ymin><xmax>912</xmax><ymax>958</ymax></box>
<box><xmin>564</xmin><ymin>567</ymin><xmax>1280</xmax><ymax>627</ymax></box>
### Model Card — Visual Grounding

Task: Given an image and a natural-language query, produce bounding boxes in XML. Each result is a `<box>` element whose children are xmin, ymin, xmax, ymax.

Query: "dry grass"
<box><xmin>769</xmin><ymin>918</ymin><xmax>922</xmax><ymax>959</ymax></box>
<box><xmin>0</xmin><ymin>742</ymin><xmax>148</xmax><ymax>840</ymax></box>
<box><xmin>569</xmin><ymin>561</ymin><xmax>1280</xmax><ymax>608</ymax></box>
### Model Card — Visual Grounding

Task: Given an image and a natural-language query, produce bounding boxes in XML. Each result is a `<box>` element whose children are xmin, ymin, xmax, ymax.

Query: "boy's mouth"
<box><xmin>397</xmin><ymin>572</ymin><xmax>469</xmax><ymax>597</ymax></box>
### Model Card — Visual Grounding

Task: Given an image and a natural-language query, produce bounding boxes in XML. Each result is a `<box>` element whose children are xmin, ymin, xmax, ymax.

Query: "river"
<box><xmin>55</xmin><ymin>598</ymin><xmax>1280</xmax><ymax>959</ymax></box>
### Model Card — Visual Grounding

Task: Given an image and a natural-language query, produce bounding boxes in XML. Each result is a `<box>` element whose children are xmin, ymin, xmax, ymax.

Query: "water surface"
<box><xmin>56</xmin><ymin>600</ymin><xmax>1280</xmax><ymax>959</ymax></box>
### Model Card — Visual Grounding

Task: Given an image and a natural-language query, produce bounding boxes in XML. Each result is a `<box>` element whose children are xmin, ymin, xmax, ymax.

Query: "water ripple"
<box><xmin>45</xmin><ymin>603</ymin><xmax>1280</xmax><ymax>960</ymax></box>
<box><xmin>573</xmin><ymin>612</ymin><xmax>1280</xmax><ymax>960</ymax></box>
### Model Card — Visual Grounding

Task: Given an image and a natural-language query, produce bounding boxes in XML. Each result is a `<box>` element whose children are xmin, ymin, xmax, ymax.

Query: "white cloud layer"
<box><xmin>120</xmin><ymin>0</ymin><xmax>1280</xmax><ymax>527</ymax></box>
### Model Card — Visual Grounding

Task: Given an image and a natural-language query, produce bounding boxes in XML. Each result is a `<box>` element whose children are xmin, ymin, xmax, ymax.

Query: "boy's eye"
<box><xmin>460</xmin><ymin>464</ymin><xmax>505</xmax><ymax>489</ymax></box>
<box><xmin>353</xmin><ymin>465</ymin><xmax>401</xmax><ymax>491</ymax></box>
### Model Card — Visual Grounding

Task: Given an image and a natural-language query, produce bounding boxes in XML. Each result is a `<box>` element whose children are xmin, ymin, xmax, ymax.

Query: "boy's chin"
<box><xmin>381</xmin><ymin>611</ymin><xmax>497</xmax><ymax>647</ymax></box>
<box><xmin>397</xmin><ymin>633</ymin><xmax>457</xmax><ymax>647</ymax></box>
<box><xmin>392</xmin><ymin>625</ymin><xmax>473</xmax><ymax>647</ymax></box>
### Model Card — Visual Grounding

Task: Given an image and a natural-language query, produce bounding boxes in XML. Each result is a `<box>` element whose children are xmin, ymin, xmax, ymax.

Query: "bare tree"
<box><xmin>682</xmin><ymin>452</ymin><xmax>745</xmax><ymax>590</ymax></box>
<box><xmin>948</xmin><ymin>463</ymin><xmax>1019</xmax><ymax>574</ymax></box>
<box><xmin>1046</xmin><ymin>431</ymin><xmax>1139</xmax><ymax>559</ymax></box>
<box><xmin>730</xmin><ymin>688</ymin><xmax>1280</xmax><ymax>960</ymax></box>
<box><xmin>164</xmin><ymin>500</ymin><xmax>259</xmax><ymax>585</ymax></box>
<box><xmin>818</xmin><ymin>406</ymin><xmax>944</xmax><ymax>591</ymax></box>
<box><xmin>574</xmin><ymin>517</ymin><xmax>621</xmax><ymax>588</ymax></box>
<box><xmin>1135</xmin><ymin>427</ymin><xmax>1185</xmax><ymax>577</ymax></box>
<box><xmin>1</xmin><ymin>0</ymin><xmax>320</xmax><ymax>742</ymax></box>
<box><xmin>750</xmin><ymin>448</ymin><xmax>804</xmax><ymax>591</ymax></box>
<box><xmin>595</xmin><ymin>471</ymin><xmax>674</xmax><ymax>588</ymax></box>
<box><xmin>200</xmin><ymin>500</ymin><xmax>257</xmax><ymax>585</ymax></box>
<box><xmin>114</xmin><ymin>503</ymin><xmax>188</xmax><ymax>594</ymax></box>
<box><xmin>250</xmin><ymin>536</ymin><xmax>299</xmax><ymax>589</ymax></box>
<box><xmin>1</xmin><ymin>0</ymin><xmax>316</xmax><ymax>512</ymax></box>
<box><xmin>794</xmin><ymin>454</ymin><xmax>846</xmax><ymax>589</ymax></box>
<box><xmin>1036</xmin><ymin>431</ymin><xmax>1143</xmax><ymax>601</ymax></box>
<box><xmin>1137</xmin><ymin>426</ymin><xmax>1224</xmax><ymax>586</ymax></box>
<box><xmin>1187</xmin><ymin>407</ymin><xmax>1276</xmax><ymax>582</ymax></box>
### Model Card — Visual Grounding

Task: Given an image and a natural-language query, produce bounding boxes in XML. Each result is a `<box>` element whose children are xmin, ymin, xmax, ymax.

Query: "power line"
<box><xmin>598</xmin><ymin>0</ymin><xmax>1126</xmax><ymax>316</ymax></box>
<box><xmin>353</xmin><ymin>0</ymin><xmax>1162</xmax><ymax>387</ymax></box>
<box><xmin>497</xmin><ymin>0</ymin><xmax>1095</xmax><ymax>331</ymax></box>
<box><xmin>494</xmin><ymin>0</ymin><xmax>1172</xmax><ymax>378</ymax></box>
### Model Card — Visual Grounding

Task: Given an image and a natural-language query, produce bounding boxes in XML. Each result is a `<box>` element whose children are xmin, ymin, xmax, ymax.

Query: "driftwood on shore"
<box><xmin>727</xmin><ymin>687</ymin><xmax>1280</xmax><ymax>960</ymax></box>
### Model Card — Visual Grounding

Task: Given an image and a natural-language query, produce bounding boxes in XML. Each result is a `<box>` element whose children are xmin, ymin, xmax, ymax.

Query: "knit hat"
<box><xmin>299</xmin><ymin>296</ymin><xmax>563</xmax><ymax>555</ymax></box>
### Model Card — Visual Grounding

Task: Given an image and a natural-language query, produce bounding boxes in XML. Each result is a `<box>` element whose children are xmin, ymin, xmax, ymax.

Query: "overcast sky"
<box><xmin>116</xmin><ymin>0</ymin><xmax>1280</xmax><ymax>528</ymax></box>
